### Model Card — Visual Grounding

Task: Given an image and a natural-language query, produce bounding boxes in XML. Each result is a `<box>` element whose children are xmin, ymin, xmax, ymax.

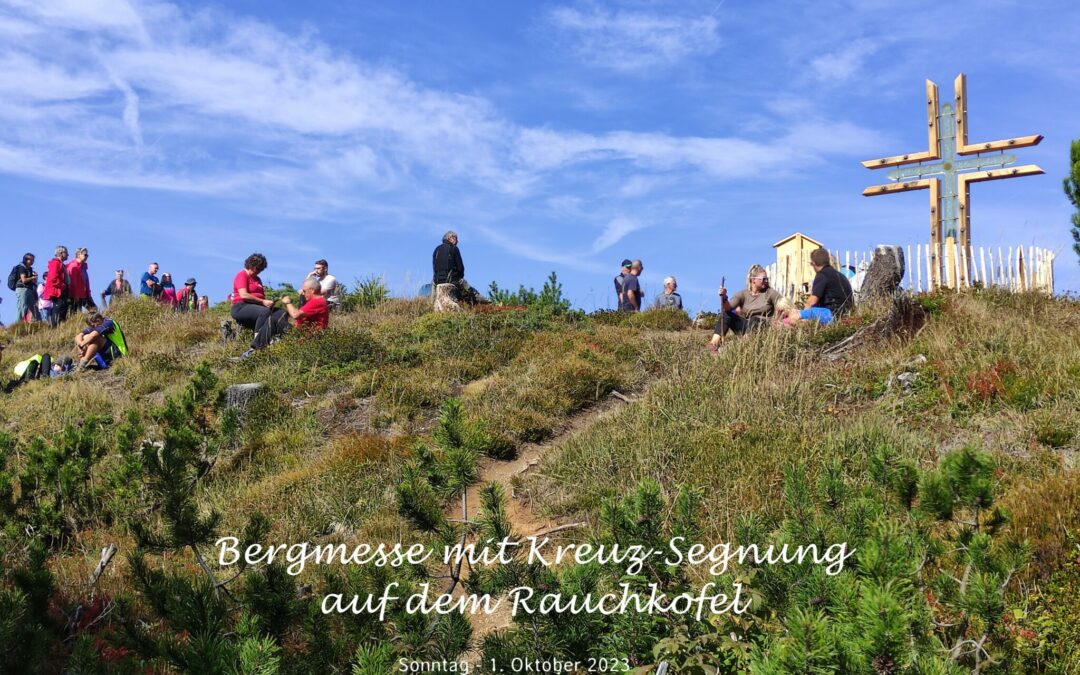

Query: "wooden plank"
<box><xmin>957</xmin><ymin>134</ymin><xmax>1043</xmax><ymax>155</ymax></box>
<box><xmin>955</xmin><ymin>74</ymin><xmax>969</xmax><ymax>150</ymax></box>
<box><xmin>929</xmin><ymin>178</ymin><xmax>941</xmax><ymax>288</ymax></box>
<box><xmin>916</xmin><ymin>244</ymin><xmax>923</xmax><ymax>292</ymax></box>
<box><xmin>960</xmin><ymin>164</ymin><xmax>1045</xmax><ymax>184</ymax></box>
<box><xmin>861</xmin><ymin>151</ymin><xmax>936</xmax><ymax>170</ymax></box>
<box><xmin>926</xmin><ymin>79</ymin><xmax>941</xmax><ymax>160</ymax></box>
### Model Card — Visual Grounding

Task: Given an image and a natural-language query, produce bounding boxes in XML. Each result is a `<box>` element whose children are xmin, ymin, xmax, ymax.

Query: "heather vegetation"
<box><xmin>0</xmin><ymin>283</ymin><xmax>1077</xmax><ymax>672</ymax></box>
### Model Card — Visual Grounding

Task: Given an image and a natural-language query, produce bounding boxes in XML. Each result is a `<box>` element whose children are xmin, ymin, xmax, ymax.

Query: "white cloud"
<box><xmin>546</xmin><ymin>6</ymin><xmax>719</xmax><ymax>73</ymax></box>
<box><xmin>592</xmin><ymin>216</ymin><xmax>645</xmax><ymax>252</ymax></box>
<box><xmin>809</xmin><ymin>39</ymin><xmax>877</xmax><ymax>82</ymax></box>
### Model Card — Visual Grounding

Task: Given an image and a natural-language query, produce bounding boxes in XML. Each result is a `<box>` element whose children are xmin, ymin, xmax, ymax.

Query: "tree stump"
<box><xmin>822</xmin><ymin>295</ymin><xmax>927</xmax><ymax>361</ymax></box>
<box><xmin>433</xmin><ymin>283</ymin><xmax>462</xmax><ymax>312</ymax></box>
<box><xmin>860</xmin><ymin>245</ymin><xmax>906</xmax><ymax>301</ymax></box>
<box><xmin>224</xmin><ymin>383</ymin><xmax>264</xmax><ymax>414</ymax></box>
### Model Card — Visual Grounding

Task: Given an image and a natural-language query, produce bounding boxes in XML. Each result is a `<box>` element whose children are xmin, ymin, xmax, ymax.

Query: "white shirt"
<box><xmin>308</xmin><ymin>272</ymin><xmax>341</xmax><ymax>307</ymax></box>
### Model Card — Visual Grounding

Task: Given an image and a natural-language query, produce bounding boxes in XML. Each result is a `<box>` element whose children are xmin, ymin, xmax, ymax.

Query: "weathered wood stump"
<box><xmin>860</xmin><ymin>245</ymin><xmax>906</xmax><ymax>301</ymax></box>
<box><xmin>224</xmin><ymin>382</ymin><xmax>264</xmax><ymax>413</ymax></box>
<box><xmin>433</xmin><ymin>283</ymin><xmax>462</xmax><ymax>312</ymax></box>
<box><xmin>822</xmin><ymin>294</ymin><xmax>927</xmax><ymax>361</ymax></box>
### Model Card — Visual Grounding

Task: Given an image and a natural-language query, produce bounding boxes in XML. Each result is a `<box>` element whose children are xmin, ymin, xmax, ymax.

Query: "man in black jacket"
<box><xmin>432</xmin><ymin>230</ymin><xmax>465</xmax><ymax>284</ymax></box>
<box><xmin>432</xmin><ymin>230</ymin><xmax>483</xmax><ymax>304</ymax></box>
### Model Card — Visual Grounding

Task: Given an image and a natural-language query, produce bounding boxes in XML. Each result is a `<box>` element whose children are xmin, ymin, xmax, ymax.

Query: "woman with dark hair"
<box><xmin>230</xmin><ymin>253</ymin><xmax>287</xmax><ymax>359</ymax></box>
<box><xmin>158</xmin><ymin>272</ymin><xmax>178</xmax><ymax>307</ymax></box>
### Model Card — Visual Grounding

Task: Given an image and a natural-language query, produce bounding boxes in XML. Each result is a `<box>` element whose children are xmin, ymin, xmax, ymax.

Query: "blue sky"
<box><xmin>2</xmin><ymin>0</ymin><xmax>1078</xmax><ymax>322</ymax></box>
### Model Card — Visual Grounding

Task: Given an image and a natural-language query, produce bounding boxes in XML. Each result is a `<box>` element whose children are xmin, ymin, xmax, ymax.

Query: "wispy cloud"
<box><xmin>809</xmin><ymin>39</ymin><xmax>878</xmax><ymax>82</ymax></box>
<box><xmin>592</xmin><ymin>216</ymin><xmax>645</xmax><ymax>253</ymax></box>
<box><xmin>545</xmin><ymin>5</ymin><xmax>719</xmax><ymax>73</ymax></box>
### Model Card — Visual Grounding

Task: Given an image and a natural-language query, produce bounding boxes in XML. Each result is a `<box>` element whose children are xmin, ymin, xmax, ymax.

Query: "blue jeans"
<box><xmin>15</xmin><ymin>286</ymin><xmax>40</xmax><ymax>322</ymax></box>
<box><xmin>799</xmin><ymin>307</ymin><xmax>834</xmax><ymax>324</ymax></box>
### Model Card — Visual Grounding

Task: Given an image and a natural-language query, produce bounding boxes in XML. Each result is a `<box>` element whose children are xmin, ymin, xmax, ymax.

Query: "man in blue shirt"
<box><xmin>140</xmin><ymin>262</ymin><xmax>160</xmax><ymax>298</ymax></box>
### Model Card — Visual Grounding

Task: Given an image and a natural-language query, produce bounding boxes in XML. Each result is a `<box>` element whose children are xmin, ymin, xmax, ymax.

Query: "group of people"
<box><xmin>612</xmin><ymin>258</ymin><xmax>685</xmax><ymax>312</ymax></box>
<box><xmin>6</xmin><ymin>249</ymin><xmax>211</xmax><ymax>329</ymax></box>
<box><xmin>3</xmin><ymin>233</ymin><xmax>857</xmax><ymax>386</ymax></box>
<box><xmin>228</xmin><ymin>254</ymin><xmax>336</xmax><ymax>359</ymax></box>
<box><xmin>609</xmin><ymin>248</ymin><xmax>854</xmax><ymax>350</ymax></box>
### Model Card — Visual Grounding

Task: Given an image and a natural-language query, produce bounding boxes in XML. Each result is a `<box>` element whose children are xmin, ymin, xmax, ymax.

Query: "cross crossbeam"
<box><xmin>861</xmin><ymin>74</ymin><xmax>1043</xmax><ymax>288</ymax></box>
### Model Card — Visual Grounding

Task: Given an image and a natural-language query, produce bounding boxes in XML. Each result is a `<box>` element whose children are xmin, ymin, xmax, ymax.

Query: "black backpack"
<box><xmin>7</xmin><ymin>265</ymin><xmax>22</xmax><ymax>291</ymax></box>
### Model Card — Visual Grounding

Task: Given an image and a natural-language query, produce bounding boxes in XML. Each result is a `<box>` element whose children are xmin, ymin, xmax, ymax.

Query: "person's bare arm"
<box><xmin>236</xmin><ymin>286</ymin><xmax>274</xmax><ymax>308</ymax></box>
<box><xmin>282</xmin><ymin>297</ymin><xmax>304</xmax><ymax>320</ymax></box>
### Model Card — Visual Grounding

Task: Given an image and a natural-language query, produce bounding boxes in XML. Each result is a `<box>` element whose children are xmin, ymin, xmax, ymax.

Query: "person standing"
<box><xmin>653</xmin><ymin>276</ymin><xmax>683</xmax><ymax>310</ymax></box>
<box><xmin>44</xmin><ymin>246</ymin><xmax>70</xmax><ymax>326</ymax></box>
<box><xmin>158</xmin><ymin>273</ymin><xmax>178</xmax><ymax>306</ymax></box>
<box><xmin>618</xmin><ymin>259</ymin><xmax>643</xmax><ymax>312</ymax></box>
<box><xmin>175</xmin><ymin>278</ymin><xmax>199</xmax><ymax>312</ymax></box>
<box><xmin>613</xmin><ymin>259</ymin><xmax>632</xmax><ymax>310</ymax></box>
<box><xmin>230</xmin><ymin>253</ymin><xmax>288</xmax><ymax>359</ymax></box>
<box><xmin>306</xmin><ymin>259</ymin><xmax>342</xmax><ymax>310</ymax></box>
<box><xmin>66</xmin><ymin>247</ymin><xmax>95</xmax><ymax>312</ymax></box>
<box><xmin>140</xmin><ymin>262</ymin><xmax>160</xmax><ymax>298</ymax></box>
<box><xmin>11</xmin><ymin>253</ymin><xmax>40</xmax><ymax>322</ymax></box>
<box><xmin>37</xmin><ymin>274</ymin><xmax>52</xmax><ymax>325</ymax></box>
<box><xmin>101</xmin><ymin>269</ymin><xmax>132</xmax><ymax>307</ymax></box>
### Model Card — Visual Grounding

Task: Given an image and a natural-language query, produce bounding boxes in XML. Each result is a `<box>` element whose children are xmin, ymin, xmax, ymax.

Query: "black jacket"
<box><xmin>432</xmin><ymin>242</ymin><xmax>465</xmax><ymax>284</ymax></box>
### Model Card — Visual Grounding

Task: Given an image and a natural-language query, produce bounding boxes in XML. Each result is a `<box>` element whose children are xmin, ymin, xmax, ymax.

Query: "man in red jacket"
<box><xmin>66</xmin><ymin>247</ymin><xmax>96</xmax><ymax>313</ymax></box>
<box><xmin>44</xmin><ymin>245</ymin><xmax>70</xmax><ymax>327</ymax></box>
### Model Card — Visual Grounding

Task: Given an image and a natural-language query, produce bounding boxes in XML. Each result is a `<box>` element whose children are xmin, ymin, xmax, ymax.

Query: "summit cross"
<box><xmin>862</xmin><ymin>74</ymin><xmax>1043</xmax><ymax>287</ymax></box>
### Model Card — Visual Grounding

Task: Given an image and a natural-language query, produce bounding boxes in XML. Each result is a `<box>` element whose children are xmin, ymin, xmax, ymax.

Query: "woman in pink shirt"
<box><xmin>229</xmin><ymin>253</ymin><xmax>288</xmax><ymax>359</ymax></box>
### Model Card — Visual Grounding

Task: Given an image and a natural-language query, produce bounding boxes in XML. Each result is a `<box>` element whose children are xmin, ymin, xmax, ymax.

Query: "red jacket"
<box><xmin>45</xmin><ymin>258</ymin><xmax>68</xmax><ymax>300</ymax></box>
<box><xmin>66</xmin><ymin>259</ymin><xmax>89</xmax><ymax>300</ymax></box>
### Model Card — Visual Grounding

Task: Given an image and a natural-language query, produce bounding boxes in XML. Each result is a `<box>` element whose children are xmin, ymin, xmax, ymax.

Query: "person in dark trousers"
<box><xmin>432</xmin><ymin>230</ymin><xmax>482</xmax><ymax>303</ymax></box>
<box><xmin>784</xmin><ymin>248</ymin><xmax>854</xmax><ymax>325</ymax></box>
<box><xmin>613</xmin><ymin>259</ymin><xmax>632</xmax><ymax>310</ymax></box>
<box><xmin>11</xmin><ymin>253</ymin><xmax>40</xmax><ymax>322</ymax></box>
<box><xmin>709</xmin><ymin>264</ymin><xmax>791</xmax><ymax>350</ymax></box>
<box><xmin>175</xmin><ymin>278</ymin><xmax>199</xmax><ymax>312</ymax></box>
<box><xmin>230</xmin><ymin>253</ymin><xmax>288</xmax><ymax>359</ymax></box>
<box><xmin>44</xmin><ymin>245</ymin><xmax>70</xmax><ymax>327</ymax></box>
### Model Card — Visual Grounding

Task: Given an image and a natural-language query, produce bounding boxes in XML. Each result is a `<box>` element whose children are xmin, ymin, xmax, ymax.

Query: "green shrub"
<box><xmin>342</xmin><ymin>275</ymin><xmax>391</xmax><ymax>311</ymax></box>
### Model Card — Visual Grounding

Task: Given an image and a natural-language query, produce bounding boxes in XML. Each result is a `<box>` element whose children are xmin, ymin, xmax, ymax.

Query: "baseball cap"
<box><xmin>621</xmin><ymin>259</ymin><xmax>632</xmax><ymax>268</ymax></box>
<box><xmin>185</xmin><ymin>278</ymin><xmax>197</xmax><ymax>286</ymax></box>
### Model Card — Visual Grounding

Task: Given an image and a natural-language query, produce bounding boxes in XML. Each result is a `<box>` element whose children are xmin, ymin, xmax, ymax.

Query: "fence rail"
<box><xmin>765</xmin><ymin>242</ymin><xmax>1055</xmax><ymax>301</ymax></box>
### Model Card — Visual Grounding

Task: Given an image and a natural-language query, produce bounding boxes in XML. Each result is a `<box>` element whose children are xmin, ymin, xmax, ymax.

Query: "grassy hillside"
<box><xmin>0</xmin><ymin>289</ymin><xmax>1078</xmax><ymax>673</ymax></box>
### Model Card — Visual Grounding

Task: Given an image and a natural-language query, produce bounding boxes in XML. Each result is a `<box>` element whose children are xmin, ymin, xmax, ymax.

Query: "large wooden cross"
<box><xmin>862</xmin><ymin>74</ymin><xmax>1043</xmax><ymax>287</ymax></box>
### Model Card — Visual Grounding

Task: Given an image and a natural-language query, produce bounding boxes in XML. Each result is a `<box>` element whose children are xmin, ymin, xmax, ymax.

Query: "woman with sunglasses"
<box><xmin>708</xmin><ymin>264</ymin><xmax>791</xmax><ymax>351</ymax></box>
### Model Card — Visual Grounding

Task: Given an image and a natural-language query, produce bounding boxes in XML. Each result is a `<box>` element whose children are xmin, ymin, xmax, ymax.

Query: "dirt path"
<box><xmin>451</xmin><ymin>392</ymin><xmax>635</xmax><ymax>649</ymax></box>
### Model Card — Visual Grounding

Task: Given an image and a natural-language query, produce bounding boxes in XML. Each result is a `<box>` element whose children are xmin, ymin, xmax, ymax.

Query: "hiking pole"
<box><xmin>719</xmin><ymin>276</ymin><xmax>726</xmax><ymax>346</ymax></box>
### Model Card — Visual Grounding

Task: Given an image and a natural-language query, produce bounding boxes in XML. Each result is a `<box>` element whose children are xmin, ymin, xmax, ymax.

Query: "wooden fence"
<box><xmin>765</xmin><ymin>242</ymin><xmax>1055</xmax><ymax>301</ymax></box>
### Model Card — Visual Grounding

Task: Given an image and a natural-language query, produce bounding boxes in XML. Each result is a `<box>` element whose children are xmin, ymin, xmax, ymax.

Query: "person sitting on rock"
<box><xmin>432</xmin><ymin>230</ymin><xmax>484</xmax><ymax>304</ymax></box>
<box><xmin>75</xmin><ymin>311</ymin><xmax>129</xmax><ymax>370</ymax></box>
<box><xmin>782</xmin><ymin>248</ymin><xmax>854</xmax><ymax>326</ymax></box>
<box><xmin>282</xmin><ymin>279</ymin><xmax>329</xmax><ymax>331</ymax></box>
<box><xmin>709</xmin><ymin>264</ymin><xmax>791</xmax><ymax>350</ymax></box>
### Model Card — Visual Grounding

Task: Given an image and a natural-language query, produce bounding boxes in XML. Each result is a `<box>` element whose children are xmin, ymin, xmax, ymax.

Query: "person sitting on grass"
<box><xmin>781</xmin><ymin>248</ymin><xmax>854</xmax><ymax>326</ymax></box>
<box><xmin>708</xmin><ymin>264</ymin><xmax>791</xmax><ymax>351</ymax></box>
<box><xmin>230</xmin><ymin>252</ymin><xmax>288</xmax><ymax>360</ymax></box>
<box><xmin>74</xmin><ymin>311</ymin><xmax>129</xmax><ymax>370</ymax></box>
<box><xmin>282</xmin><ymin>279</ymin><xmax>329</xmax><ymax>331</ymax></box>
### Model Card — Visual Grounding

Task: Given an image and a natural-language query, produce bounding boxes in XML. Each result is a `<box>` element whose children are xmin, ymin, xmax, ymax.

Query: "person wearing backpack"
<box><xmin>8</xmin><ymin>253</ymin><xmax>40</xmax><ymax>323</ymax></box>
